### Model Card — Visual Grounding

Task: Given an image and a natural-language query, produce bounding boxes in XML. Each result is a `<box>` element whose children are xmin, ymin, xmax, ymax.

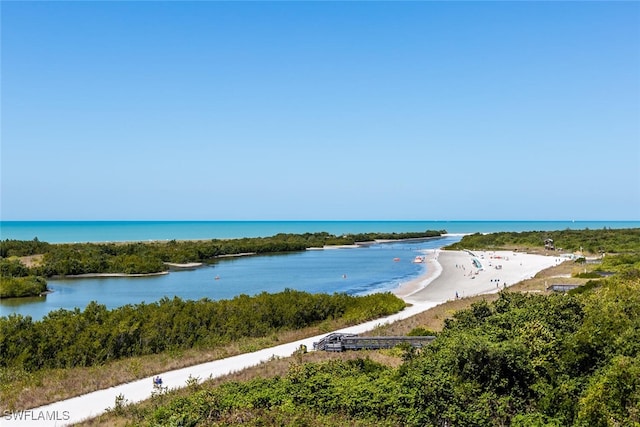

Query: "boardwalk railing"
<box><xmin>313</xmin><ymin>332</ymin><xmax>436</xmax><ymax>352</ymax></box>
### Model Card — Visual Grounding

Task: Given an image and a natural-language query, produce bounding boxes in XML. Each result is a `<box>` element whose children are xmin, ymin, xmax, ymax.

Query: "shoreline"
<box><xmin>50</xmin><ymin>271</ymin><xmax>169</xmax><ymax>280</ymax></box>
<box><xmin>391</xmin><ymin>249</ymin><xmax>443</xmax><ymax>298</ymax></box>
<box><xmin>392</xmin><ymin>249</ymin><xmax>564</xmax><ymax>303</ymax></box>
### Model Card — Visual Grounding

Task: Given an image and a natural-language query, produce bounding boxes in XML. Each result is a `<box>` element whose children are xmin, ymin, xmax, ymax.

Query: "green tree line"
<box><xmin>1</xmin><ymin>231</ymin><xmax>444</xmax><ymax>277</ymax></box>
<box><xmin>446</xmin><ymin>227</ymin><xmax>640</xmax><ymax>254</ymax></box>
<box><xmin>0</xmin><ymin>276</ymin><xmax>47</xmax><ymax>298</ymax></box>
<box><xmin>136</xmin><ymin>273</ymin><xmax>640</xmax><ymax>427</ymax></box>
<box><xmin>0</xmin><ymin>290</ymin><xmax>405</xmax><ymax>372</ymax></box>
<box><xmin>0</xmin><ymin>258</ymin><xmax>48</xmax><ymax>298</ymax></box>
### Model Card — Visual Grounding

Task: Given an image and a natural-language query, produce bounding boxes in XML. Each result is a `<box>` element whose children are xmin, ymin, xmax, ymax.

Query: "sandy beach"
<box><xmin>393</xmin><ymin>249</ymin><xmax>563</xmax><ymax>303</ymax></box>
<box><xmin>5</xmin><ymin>250</ymin><xmax>563</xmax><ymax>426</ymax></box>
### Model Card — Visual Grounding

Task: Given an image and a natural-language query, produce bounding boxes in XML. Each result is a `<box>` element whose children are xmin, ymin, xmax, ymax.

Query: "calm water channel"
<box><xmin>1</xmin><ymin>235</ymin><xmax>462</xmax><ymax>320</ymax></box>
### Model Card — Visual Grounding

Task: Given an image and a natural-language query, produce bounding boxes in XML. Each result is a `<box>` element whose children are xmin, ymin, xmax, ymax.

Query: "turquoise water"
<box><xmin>1</xmin><ymin>221</ymin><xmax>638</xmax><ymax>320</ymax></box>
<box><xmin>1</xmin><ymin>220</ymin><xmax>638</xmax><ymax>243</ymax></box>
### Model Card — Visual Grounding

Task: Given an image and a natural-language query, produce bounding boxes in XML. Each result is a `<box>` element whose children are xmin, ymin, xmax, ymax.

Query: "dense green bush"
<box><xmin>0</xmin><ymin>238</ymin><xmax>50</xmax><ymax>258</ymax></box>
<box><xmin>445</xmin><ymin>228</ymin><xmax>640</xmax><ymax>254</ymax></box>
<box><xmin>0</xmin><ymin>259</ymin><xmax>49</xmax><ymax>298</ymax></box>
<box><xmin>0</xmin><ymin>276</ymin><xmax>47</xmax><ymax>298</ymax></box>
<box><xmin>0</xmin><ymin>259</ymin><xmax>31</xmax><ymax>277</ymax></box>
<box><xmin>135</xmin><ymin>276</ymin><xmax>640</xmax><ymax>427</ymax></box>
<box><xmin>0</xmin><ymin>290</ymin><xmax>404</xmax><ymax>371</ymax></box>
<box><xmin>599</xmin><ymin>252</ymin><xmax>640</xmax><ymax>279</ymax></box>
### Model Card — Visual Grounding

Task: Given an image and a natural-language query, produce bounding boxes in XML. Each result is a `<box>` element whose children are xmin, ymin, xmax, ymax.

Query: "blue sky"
<box><xmin>1</xmin><ymin>1</ymin><xmax>639</xmax><ymax>221</ymax></box>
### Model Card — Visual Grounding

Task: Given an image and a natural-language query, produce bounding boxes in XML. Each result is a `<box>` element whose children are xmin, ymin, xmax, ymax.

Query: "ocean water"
<box><xmin>1</xmin><ymin>220</ymin><xmax>638</xmax><ymax>243</ymax></box>
<box><xmin>1</xmin><ymin>220</ymin><xmax>638</xmax><ymax>320</ymax></box>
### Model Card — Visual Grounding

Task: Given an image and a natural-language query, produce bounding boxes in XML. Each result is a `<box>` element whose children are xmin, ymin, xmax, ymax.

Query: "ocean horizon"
<box><xmin>1</xmin><ymin>220</ymin><xmax>638</xmax><ymax>243</ymax></box>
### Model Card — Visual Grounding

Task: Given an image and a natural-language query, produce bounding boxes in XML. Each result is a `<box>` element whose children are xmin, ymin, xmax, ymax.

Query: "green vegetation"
<box><xmin>0</xmin><ymin>290</ymin><xmax>405</xmax><ymax>372</ymax></box>
<box><xmin>445</xmin><ymin>228</ymin><xmax>640</xmax><ymax>254</ymax></box>
<box><xmin>599</xmin><ymin>253</ymin><xmax>640</xmax><ymax>278</ymax></box>
<box><xmin>0</xmin><ymin>276</ymin><xmax>47</xmax><ymax>298</ymax></box>
<box><xmin>0</xmin><ymin>230</ymin><xmax>444</xmax><ymax>298</ymax></box>
<box><xmin>0</xmin><ymin>237</ymin><xmax>51</xmax><ymax>258</ymax></box>
<box><xmin>0</xmin><ymin>258</ymin><xmax>48</xmax><ymax>298</ymax></box>
<box><xmin>0</xmin><ymin>230</ymin><xmax>445</xmax><ymax>263</ymax></box>
<box><xmin>114</xmin><ymin>274</ymin><xmax>640</xmax><ymax>426</ymax></box>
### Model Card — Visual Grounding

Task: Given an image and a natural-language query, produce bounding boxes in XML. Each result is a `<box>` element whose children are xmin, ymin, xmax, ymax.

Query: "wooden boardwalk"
<box><xmin>313</xmin><ymin>332</ymin><xmax>435</xmax><ymax>352</ymax></box>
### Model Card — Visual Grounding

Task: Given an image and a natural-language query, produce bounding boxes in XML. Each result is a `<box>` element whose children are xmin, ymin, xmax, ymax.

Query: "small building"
<box><xmin>548</xmin><ymin>284</ymin><xmax>580</xmax><ymax>292</ymax></box>
<box><xmin>313</xmin><ymin>333</ymin><xmax>435</xmax><ymax>352</ymax></box>
<box><xmin>544</xmin><ymin>238</ymin><xmax>555</xmax><ymax>250</ymax></box>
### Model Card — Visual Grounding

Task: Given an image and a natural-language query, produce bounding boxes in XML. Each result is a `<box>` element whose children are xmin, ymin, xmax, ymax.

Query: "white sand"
<box><xmin>4</xmin><ymin>250</ymin><xmax>563</xmax><ymax>426</ymax></box>
<box><xmin>395</xmin><ymin>249</ymin><xmax>563</xmax><ymax>303</ymax></box>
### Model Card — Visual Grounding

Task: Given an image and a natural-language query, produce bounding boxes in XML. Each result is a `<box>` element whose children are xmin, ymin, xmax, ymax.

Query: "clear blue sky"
<box><xmin>1</xmin><ymin>1</ymin><xmax>639</xmax><ymax>221</ymax></box>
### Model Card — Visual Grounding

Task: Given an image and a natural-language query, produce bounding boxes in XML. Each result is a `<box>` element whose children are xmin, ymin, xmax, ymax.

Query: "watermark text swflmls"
<box><xmin>3</xmin><ymin>410</ymin><xmax>71</xmax><ymax>422</ymax></box>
